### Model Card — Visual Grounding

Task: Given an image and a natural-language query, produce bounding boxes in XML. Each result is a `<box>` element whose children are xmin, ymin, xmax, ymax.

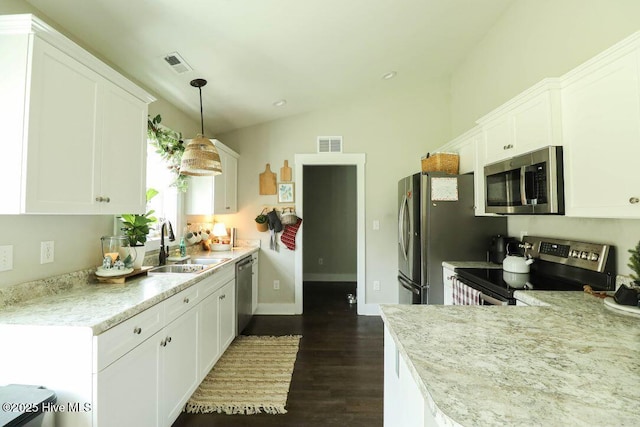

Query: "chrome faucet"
<box><xmin>158</xmin><ymin>220</ymin><xmax>176</xmax><ymax>265</ymax></box>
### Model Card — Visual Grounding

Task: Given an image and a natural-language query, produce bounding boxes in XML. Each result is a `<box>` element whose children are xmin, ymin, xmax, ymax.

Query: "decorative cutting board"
<box><xmin>280</xmin><ymin>160</ymin><xmax>292</xmax><ymax>182</ymax></box>
<box><xmin>259</xmin><ymin>163</ymin><xmax>277</xmax><ymax>195</ymax></box>
<box><xmin>95</xmin><ymin>266</ymin><xmax>153</xmax><ymax>284</ymax></box>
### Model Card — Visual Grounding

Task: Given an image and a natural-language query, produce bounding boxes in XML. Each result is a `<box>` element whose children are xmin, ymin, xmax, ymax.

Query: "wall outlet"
<box><xmin>373</xmin><ymin>280</ymin><xmax>381</xmax><ymax>291</ymax></box>
<box><xmin>273</xmin><ymin>279</ymin><xmax>280</xmax><ymax>290</ymax></box>
<box><xmin>40</xmin><ymin>241</ymin><xmax>54</xmax><ymax>264</ymax></box>
<box><xmin>0</xmin><ymin>245</ymin><xmax>13</xmax><ymax>272</ymax></box>
<box><xmin>318</xmin><ymin>258</ymin><xmax>323</xmax><ymax>265</ymax></box>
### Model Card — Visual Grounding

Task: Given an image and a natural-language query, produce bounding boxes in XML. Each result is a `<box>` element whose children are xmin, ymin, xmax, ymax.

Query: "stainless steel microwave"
<box><xmin>484</xmin><ymin>146</ymin><xmax>564</xmax><ymax>215</ymax></box>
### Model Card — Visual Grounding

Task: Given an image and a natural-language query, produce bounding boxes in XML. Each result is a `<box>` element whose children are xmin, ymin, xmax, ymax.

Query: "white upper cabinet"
<box><xmin>0</xmin><ymin>15</ymin><xmax>154</xmax><ymax>215</ymax></box>
<box><xmin>561</xmin><ymin>33</ymin><xmax>640</xmax><ymax>218</ymax></box>
<box><xmin>478</xmin><ymin>79</ymin><xmax>563</xmax><ymax>166</ymax></box>
<box><xmin>185</xmin><ymin>141</ymin><xmax>239</xmax><ymax>215</ymax></box>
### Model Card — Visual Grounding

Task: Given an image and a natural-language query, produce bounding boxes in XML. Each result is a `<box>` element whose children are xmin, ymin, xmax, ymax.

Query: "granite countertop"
<box><xmin>0</xmin><ymin>246</ymin><xmax>257</xmax><ymax>335</ymax></box>
<box><xmin>380</xmin><ymin>292</ymin><xmax>640</xmax><ymax>426</ymax></box>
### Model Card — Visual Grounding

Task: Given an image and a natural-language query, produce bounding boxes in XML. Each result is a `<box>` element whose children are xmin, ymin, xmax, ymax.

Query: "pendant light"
<box><xmin>179</xmin><ymin>78</ymin><xmax>222</xmax><ymax>176</ymax></box>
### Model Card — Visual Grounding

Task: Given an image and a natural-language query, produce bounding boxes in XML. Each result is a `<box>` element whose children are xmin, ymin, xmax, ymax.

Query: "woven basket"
<box><xmin>421</xmin><ymin>152</ymin><xmax>459</xmax><ymax>174</ymax></box>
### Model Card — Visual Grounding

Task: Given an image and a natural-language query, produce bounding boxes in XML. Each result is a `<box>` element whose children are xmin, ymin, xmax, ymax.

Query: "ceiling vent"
<box><xmin>163</xmin><ymin>52</ymin><xmax>192</xmax><ymax>74</ymax></box>
<box><xmin>317</xmin><ymin>136</ymin><xmax>343</xmax><ymax>153</ymax></box>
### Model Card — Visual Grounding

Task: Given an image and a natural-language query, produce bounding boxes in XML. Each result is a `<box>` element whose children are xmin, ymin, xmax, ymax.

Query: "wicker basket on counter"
<box><xmin>421</xmin><ymin>152</ymin><xmax>459</xmax><ymax>174</ymax></box>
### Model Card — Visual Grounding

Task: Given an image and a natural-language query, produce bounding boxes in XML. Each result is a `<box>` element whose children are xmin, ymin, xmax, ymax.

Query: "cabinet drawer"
<box><xmin>199</xmin><ymin>262</ymin><xmax>236</xmax><ymax>298</ymax></box>
<box><xmin>94</xmin><ymin>303</ymin><xmax>164</xmax><ymax>372</ymax></box>
<box><xmin>165</xmin><ymin>285</ymin><xmax>200</xmax><ymax>325</ymax></box>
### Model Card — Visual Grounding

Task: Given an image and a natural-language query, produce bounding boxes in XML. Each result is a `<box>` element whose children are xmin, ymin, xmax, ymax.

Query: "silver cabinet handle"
<box><xmin>95</xmin><ymin>196</ymin><xmax>111</xmax><ymax>203</ymax></box>
<box><xmin>184</xmin><ymin>297</ymin><xmax>190</xmax><ymax>304</ymax></box>
<box><xmin>167</xmin><ymin>336</ymin><xmax>172</xmax><ymax>343</ymax></box>
<box><xmin>220</xmin><ymin>294</ymin><xmax>226</xmax><ymax>300</ymax></box>
<box><xmin>630</xmin><ymin>197</ymin><xmax>639</xmax><ymax>204</ymax></box>
<box><xmin>503</xmin><ymin>144</ymin><xmax>514</xmax><ymax>150</ymax></box>
<box><xmin>133</xmin><ymin>327</ymin><xmax>142</xmax><ymax>335</ymax></box>
<box><xmin>160</xmin><ymin>339</ymin><xmax>167</xmax><ymax>347</ymax></box>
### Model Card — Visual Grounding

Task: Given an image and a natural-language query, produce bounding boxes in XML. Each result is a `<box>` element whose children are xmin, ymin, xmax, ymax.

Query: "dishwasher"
<box><xmin>236</xmin><ymin>256</ymin><xmax>253</xmax><ymax>334</ymax></box>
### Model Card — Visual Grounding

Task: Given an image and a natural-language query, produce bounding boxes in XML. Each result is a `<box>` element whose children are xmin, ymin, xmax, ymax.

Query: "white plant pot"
<box><xmin>129</xmin><ymin>245</ymin><xmax>146</xmax><ymax>269</ymax></box>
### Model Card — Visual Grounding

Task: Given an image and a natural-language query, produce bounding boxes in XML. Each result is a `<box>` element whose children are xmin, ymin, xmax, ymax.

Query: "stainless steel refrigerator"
<box><xmin>398</xmin><ymin>173</ymin><xmax>507</xmax><ymax>304</ymax></box>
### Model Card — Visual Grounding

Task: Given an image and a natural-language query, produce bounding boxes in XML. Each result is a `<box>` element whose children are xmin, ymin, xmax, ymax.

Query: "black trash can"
<box><xmin>0</xmin><ymin>384</ymin><xmax>56</xmax><ymax>427</ymax></box>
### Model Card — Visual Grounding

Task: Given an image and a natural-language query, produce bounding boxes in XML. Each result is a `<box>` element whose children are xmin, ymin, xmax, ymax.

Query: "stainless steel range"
<box><xmin>454</xmin><ymin>236</ymin><xmax>616</xmax><ymax>305</ymax></box>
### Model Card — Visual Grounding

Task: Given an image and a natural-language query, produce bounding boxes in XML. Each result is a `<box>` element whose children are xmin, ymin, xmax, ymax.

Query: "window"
<box><xmin>145</xmin><ymin>142</ymin><xmax>179</xmax><ymax>250</ymax></box>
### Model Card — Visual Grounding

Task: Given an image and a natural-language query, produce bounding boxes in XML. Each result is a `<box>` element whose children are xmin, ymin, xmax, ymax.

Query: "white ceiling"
<box><xmin>26</xmin><ymin>0</ymin><xmax>512</xmax><ymax>134</ymax></box>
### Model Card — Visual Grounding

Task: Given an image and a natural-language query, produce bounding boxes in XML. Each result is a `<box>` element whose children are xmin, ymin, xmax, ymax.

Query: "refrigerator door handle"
<box><xmin>398</xmin><ymin>195</ymin><xmax>409</xmax><ymax>260</ymax></box>
<box><xmin>398</xmin><ymin>275</ymin><xmax>420</xmax><ymax>295</ymax></box>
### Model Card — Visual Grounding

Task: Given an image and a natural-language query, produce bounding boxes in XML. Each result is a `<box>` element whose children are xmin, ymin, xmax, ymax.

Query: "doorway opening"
<box><xmin>294</xmin><ymin>153</ymin><xmax>369</xmax><ymax>315</ymax></box>
<box><xmin>302</xmin><ymin>165</ymin><xmax>357</xmax><ymax>313</ymax></box>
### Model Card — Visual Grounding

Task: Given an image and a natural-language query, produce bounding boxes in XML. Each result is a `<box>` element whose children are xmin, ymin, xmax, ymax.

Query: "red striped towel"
<box><xmin>452</xmin><ymin>277</ymin><xmax>481</xmax><ymax>305</ymax></box>
<box><xmin>280</xmin><ymin>218</ymin><xmax>302</xmax><ymax>250</ymax></box>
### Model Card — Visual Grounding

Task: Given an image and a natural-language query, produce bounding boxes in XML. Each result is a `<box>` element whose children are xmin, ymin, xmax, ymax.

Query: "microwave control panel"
<box><xmin>522</xmin><ymin>236</ymin><xmax>611</xmax><ymax>273</ymax></box>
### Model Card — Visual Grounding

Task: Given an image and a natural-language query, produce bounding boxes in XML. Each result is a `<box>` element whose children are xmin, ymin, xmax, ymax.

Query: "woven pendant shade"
<box><xmin>180</xmin><ymin>78</ymin><xmax>222</xmax><ymax>176</ymax></box>
<box><xmin>180</xmin><ymin>134</ymin><xmax>222</xmax><ymax>176</ymax></box>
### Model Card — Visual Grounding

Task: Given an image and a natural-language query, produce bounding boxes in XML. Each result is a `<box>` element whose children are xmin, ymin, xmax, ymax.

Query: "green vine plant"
<box><xmin>628</xmin><ymin>240</ymin><xmax>640</xmax><ymax>283</ymax></box>
<box><xmin>147</xmin><ymin>114</ymin><xmax>188</xmax><ymax>192</ymax></box>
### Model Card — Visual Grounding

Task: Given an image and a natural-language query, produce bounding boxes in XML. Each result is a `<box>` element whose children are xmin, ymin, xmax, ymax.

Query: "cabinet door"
<box><xmin>214</xmin><ymin>148</ymin><xmax>238</xmax><ymax>214</ymax></box>
<box><xmin>95</xmin><ymin>330</ymin><xmax>162</xmax><ymax>427</ymax></box>
<box><xmin>161</xmin><ymin>307</ymin><xmax>199</xmax><ymax>426</ymax></box>
<box><xmin>218</xmin><ymin>279</ymin><xmax>236</xmax><ymax>351</ymax></box>
<box><xmin>99</xmin><ymin>83</ymin><xmax>148</xmax><ymax>214</ymax></box>
<box><xmin>512</xmin><ymin>92</ymin><xmax>554</xmax><ymax>156</ymax></box>
<box><xmin>483</xmin><ymin>117</ymin><xmax>514</xmax><ymax>164</ymax></box>
<box><xmin>25</xmin><ymin>38</ymin><xmax>101</xmax><ymax>213</ymax></box>
<box><xmin>383</xmin><ymin>326</ymin><xmax>402</xmax><ymax>427</ymax></box>
<box><xmin>185</xmin><ymin>174</ymin><xmax>215</xmax><ymax>215</ymax></box>
<box><xmin>198</xmin><ymin>291</ymin><xmax>221</xmax><ymax>379</ymax></box>
<box><xmin>442</xmin><ymin>267</ymin><xmax>454</xmax><ymax>306</ymax></box>
<box><xmin>562</xmin><ymin>50</ymin><xmax>640</xmax><ymax>218</ymax></box>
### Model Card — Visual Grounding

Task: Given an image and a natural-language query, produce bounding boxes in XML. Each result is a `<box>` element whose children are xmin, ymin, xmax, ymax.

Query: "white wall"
<box><xmin>450</xmin><ymin>0</ymin><xmax>640</xmax><ymax>275</ymax></box>
<box><xmin>219</xmin><ymin>73</ymin><xmax>451</xmax><ymax>305</ymax></box>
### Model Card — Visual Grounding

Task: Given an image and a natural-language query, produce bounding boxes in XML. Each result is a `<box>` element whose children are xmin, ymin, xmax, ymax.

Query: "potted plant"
<box><xmin>120</xmin><ymin>188</ymin><xmax>159</xmax><ymax>268</ymax></box>
<box><xmin>255</xmin><ymin>212</ymin><xmax>268</xmax><ymax>232</ymax></box>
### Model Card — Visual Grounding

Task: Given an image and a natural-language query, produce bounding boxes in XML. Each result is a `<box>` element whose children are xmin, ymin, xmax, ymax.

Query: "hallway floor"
<box><xmin>172</xmin><ymin>281</ymin><xmax>384</xmax><ymax>427</ymax></box>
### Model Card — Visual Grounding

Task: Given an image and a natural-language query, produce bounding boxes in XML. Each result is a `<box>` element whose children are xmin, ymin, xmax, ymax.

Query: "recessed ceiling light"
<box><xmin>273</xmin><ymin>99</ymin><xmax>287</xmax><ymax>107</ymax></box>
<box><xmin>382</xmin><ymin>71</ymin><xmax>397</xmax><ymax>80</ymax></box>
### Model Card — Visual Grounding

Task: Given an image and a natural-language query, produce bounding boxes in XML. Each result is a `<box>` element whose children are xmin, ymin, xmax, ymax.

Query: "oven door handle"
<box><xmin>398</xmin><ymin>275</ymin><xmax>420</xmax><ymax>296</ymax></box>
<box><xmin>479</xmin><ymin>292</ymin><xmax>509</xmax><ymax>306</ymax></box>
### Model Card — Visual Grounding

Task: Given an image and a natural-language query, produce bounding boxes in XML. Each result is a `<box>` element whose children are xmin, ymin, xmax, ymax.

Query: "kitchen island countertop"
<box><xmin>0</xmin><ymin>246</ymin><xmax>257</xmax><ymax>335</ymax></box>
<box><xmin>380</xmin><ymin>292</ymin><xmax>640</xmax><ymax>426</ymax></box>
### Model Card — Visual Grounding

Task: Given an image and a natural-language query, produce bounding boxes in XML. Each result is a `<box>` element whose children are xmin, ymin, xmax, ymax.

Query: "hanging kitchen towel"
<box><xmin>267</xmin><ymin>209</ymin><xmax>283</xmax><ymax>232</ymax></box>
<box><xmin>267</xmin><ymin>209</ymin><xmax>283</xmax><ymax>251</ymax></box>
<box><xmin>452</xmin><ymin>278</ymin><xmax>481</xmax><ymax>305</ymax></box>
<box><xmin>280</xmin><ymin>218</ymin><xmax>302</xmax><ymax>250</ymax></box>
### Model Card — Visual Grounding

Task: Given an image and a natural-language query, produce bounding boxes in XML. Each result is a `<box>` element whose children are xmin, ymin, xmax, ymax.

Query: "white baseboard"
<box><xmin>303</xmin><ymin>273</ymin><xmax>357</xmax><ymax>282</ymax></box>
<box><xmin>255</xmin><ymin>303</ymin><xmax>299</xmax><ymax>315</ymax></box>
<box><xmin>358</xmin><ymin>303</ymin><xmax>381</xmax><ymax>316</ymax></box>
<box><xmin>255</xmin><ymin>302</ymin><xmax>380</xmax><ymax>316</ymax></box>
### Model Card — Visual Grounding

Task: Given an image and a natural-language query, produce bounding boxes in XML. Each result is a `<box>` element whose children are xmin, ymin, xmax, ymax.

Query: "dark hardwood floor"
<box><xmin>172</xmin><ymin>281</ymin><xmax>384</xmax><ymax>427</ymax></box>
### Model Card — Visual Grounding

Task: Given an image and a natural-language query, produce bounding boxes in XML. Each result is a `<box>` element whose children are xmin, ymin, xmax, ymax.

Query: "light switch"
<box><xmin>0</xmin><ymin>245</ymin><xmax>13</xmax><ymax>272</ymax></box>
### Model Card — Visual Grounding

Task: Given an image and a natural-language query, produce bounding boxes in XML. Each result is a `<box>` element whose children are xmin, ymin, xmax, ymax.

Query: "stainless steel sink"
<box><xmin>191</xmin><ymin>257</ymin><xmax>231</xmax><ymax>266</ymax></box>
<box><xmin>148</xmin><ymin>264</ymin><xmax>212</xmax><ymax>275</ymax></box>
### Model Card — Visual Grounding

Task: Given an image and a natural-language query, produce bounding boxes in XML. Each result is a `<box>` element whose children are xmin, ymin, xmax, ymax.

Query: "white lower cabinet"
<box><xmin>161</xmin><ymin>306</ymin><xmax>199</xmax><ymax>426</ymax></box>
<box><xmin>198</xmin><ymin>277</ymin><xmax>236</xmax><ymax>378</ymax></box>
<box><xmin>95</xmin><ymin>329</ymin><xmax>162</xmax><ymax>427</ymax></box>
<box><xmin>95</xmin><ymin>267</ymin><xmax>237</xmax><ymax>427</ymax></box>
<box><xmin>442</xmin><ymin>267</ymin><xmax>455</xmax><ymax>305</ymax></box>
<box><xmin>384</xmin><ymin>326</ymin><xmax>442</xmax><ymax>427</ymax></box>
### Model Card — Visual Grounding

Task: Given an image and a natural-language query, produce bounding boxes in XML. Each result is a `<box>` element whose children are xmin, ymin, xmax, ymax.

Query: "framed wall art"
<box><xmin>277</xmin><ymin>182</ymin><xmax>295</xmax><ymax>203</ymax></box>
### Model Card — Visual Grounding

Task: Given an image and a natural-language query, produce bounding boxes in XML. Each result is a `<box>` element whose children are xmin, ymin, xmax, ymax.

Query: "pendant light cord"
<box><xmin>199</xmin><ymin>87</ymin><xmax>204</xmax><ymax>135</ymax></box>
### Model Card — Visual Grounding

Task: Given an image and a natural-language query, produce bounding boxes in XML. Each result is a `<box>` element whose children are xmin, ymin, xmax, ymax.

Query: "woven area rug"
<box><xmin>184</xmin><ymin>335</ymin><xmax>302</xmax><ymax>415</ymax></box>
